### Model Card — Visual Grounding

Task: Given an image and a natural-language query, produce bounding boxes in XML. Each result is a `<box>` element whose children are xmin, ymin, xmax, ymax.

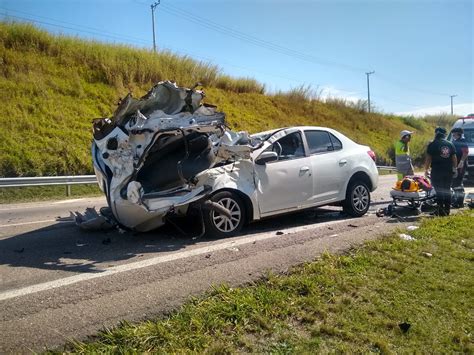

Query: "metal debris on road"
<box><xmin>74</xmin><ymin>208</ymin><xmax>115</xmax><ymax>230</ymax></box>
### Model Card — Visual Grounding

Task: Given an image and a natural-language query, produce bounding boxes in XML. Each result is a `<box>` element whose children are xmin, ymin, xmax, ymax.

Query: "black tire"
<box><xmin>343</xmin><ymin>180</ymin><xmax>371</xmax><ymax>217</ymax></box>
<box><xmin>203</xmin><ymin>191</ymin><xmax>246</xmax><ymax>238</ymax></box>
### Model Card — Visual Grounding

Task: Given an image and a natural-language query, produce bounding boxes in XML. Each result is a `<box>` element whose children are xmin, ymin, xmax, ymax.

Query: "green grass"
<box><xmin>0</xmin><ymin>21</ymin><xmax>444</xmax><ymax>180</ymax></box>
<box><xmin>0</xmin><ymin>184</ymin><xmax>102</xmax><ymax>204</ymax></box>
<box><xmin>66</xmin><ymin>212</ymin><xmax>474</xmax><ymax>353</ymax></box>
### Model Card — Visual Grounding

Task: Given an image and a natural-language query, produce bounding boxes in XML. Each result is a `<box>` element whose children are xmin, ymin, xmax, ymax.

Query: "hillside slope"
<box><xmin>0</xmin><ymin>22</ymin><xmax>433</xmax><ymax>177</ymax></box>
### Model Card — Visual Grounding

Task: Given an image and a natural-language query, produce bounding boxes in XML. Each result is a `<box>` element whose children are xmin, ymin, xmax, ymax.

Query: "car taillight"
<box><xmin>367</xmin><ymin>150</ymin><xmax>376</xmax><ymax>162</ymax></box>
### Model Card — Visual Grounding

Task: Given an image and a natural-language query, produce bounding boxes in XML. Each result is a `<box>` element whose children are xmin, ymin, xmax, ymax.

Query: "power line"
<box><xmin>376</xmin><ymin>73</ymin><xmax>449</xmax><ymax>97</ymax></box>
<box><xmin>1</xmin><ymin>12</ymin><xmax>422</xmax><ymax>109</ymax></box>
<box><xmin>0</xmin><ymin>7</ymin><xmax>152</xmax><ymax>46</ymax></box>
<box><xmin>0</xmin><ymin>5</ymin><xmax>322</xmax><ymax>86</ymax></box>
<box><xmin>1</xmin><ymin>8</ymin><xmax>326</xmax><ymax>91</ymax></box>
<box><xmin>1</xmin><ymin>7</ymin><xmax>439</xmax><ymax>111</ymax></box>
<box><xmin>142</xmin><ymin>2</ymin><xmax>368</xmax><ymax>73</ymax></box>
<box><xmin>139</xmin><ymin>2</ymin><xmax>453</xmax><ymax>99</ymax></box>
<box><xmin>1</xmin><ymin>12</ymin><xmax>151</xmax><ymax>46</ymax></box>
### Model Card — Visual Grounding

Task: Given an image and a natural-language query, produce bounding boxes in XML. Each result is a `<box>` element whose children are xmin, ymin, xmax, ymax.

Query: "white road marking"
<box><xmin>0</xmin><ymin>198</ymin><xmax>105</xmax><ymax>211</ymax></box>
<box><xmin>0</xmin><ymin>217</ymin><xmax>356</xmax><ymax>302</ymax></box>
<box><xmin>52</xmin><ymin>199</ymin><xmax>90</xmax><ymax>204</ymax></box>
<box><xmin>0</xmin><ymin>220</ymin><xmax>74</xmax><ymax>228</ymax></box>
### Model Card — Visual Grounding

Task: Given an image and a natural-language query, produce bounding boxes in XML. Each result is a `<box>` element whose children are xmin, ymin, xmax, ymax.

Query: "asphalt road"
<box><xmin>0</xmin><ymin>175</ymin><xmax>471</xmax><ymax>352</ymax></box>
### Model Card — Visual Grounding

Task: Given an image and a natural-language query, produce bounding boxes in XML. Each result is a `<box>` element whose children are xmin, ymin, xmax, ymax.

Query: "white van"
<box><xmin>449</xmin><ymin>114</ymin><xmax>474</xmax><ymax>183</ymax></box>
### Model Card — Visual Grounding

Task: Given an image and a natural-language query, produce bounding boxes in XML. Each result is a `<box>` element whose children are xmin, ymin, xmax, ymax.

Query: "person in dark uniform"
<box><xmin>451</xmin><ymin>127</ymin><xmax>469</xmax><ymax>207</ymax></box>
<box><xmin>424</xmin><ymin>127</ymin><xmax>458</xmax><ymax>216</ymax></box>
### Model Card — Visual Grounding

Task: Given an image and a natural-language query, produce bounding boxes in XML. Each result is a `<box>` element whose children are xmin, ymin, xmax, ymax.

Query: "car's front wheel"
<box><xmin>203</xmin><ymin>191</ymin><xmax>246</xmax><ymax>237</ymax></box>
<box><xmin>343</xmin><ymin>180</ymin><xmax>371</xmax><ymax>217</ymax></box>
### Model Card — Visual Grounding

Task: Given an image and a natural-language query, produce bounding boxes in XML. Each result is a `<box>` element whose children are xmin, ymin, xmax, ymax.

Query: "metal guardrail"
<box><xmin>0</xmin><ymin>166</ymin><xmax>397</xmax><ymax>189</ymax></box>
<box><xmin>376</xmin><ymin>166</ymin><xmax>398</xmax><ymax>172</ymax></box>
<box><xmin>0</xmin><ymin>175</ymin><xmax>97</xmax><ymax>196</ymax></box>
<box><xmin>0</xmin><ymin>175</ymin><xmax>97</xmax><ymax>188</ymax></box>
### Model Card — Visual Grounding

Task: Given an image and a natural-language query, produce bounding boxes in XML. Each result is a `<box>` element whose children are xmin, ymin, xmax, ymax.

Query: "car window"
<box><xmin>329</xmin><ymin>133</ymin><xmax>343</xmax><ymax>150</ymax></box>
<box><xmin>266</xmin><ymin>132</ymin><xmax>305</xmax><ymax>161</ymax></box>
<box><xmin>304</xmin><ymin>130</ymin><xmax>335</xmax><ymax>154</ymax></box>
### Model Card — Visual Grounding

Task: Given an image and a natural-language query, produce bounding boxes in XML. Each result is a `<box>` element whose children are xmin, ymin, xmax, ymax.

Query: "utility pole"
<box><xmin>450</xmin><ymin>95</ymin><xmax>457</xmax><ymax>115</ymax></box>
<box><xmin>151</xmin><ymin>1</ymin><xmax>160</xmax><ymax>53</ymax></box>
<box><xmin>365</xmin><ymin>71</ymin><xmax>375</xmax><ymax>113</ymax></box>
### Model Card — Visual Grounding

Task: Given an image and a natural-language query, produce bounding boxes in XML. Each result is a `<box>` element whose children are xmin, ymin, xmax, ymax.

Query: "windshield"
<box><xmin>463</xmin><ymin>129</ymin><xmax>474</xmax><ymax>146</ymax></box>
<box><xmin>251</xmin><ymin>128</ymin><xmax>286</xmax><ymax>142</ymax></box>
<box><xmin>450</xmin><ymin>128</ymin><xmax>474</xmax><ymax>146</ymax></box>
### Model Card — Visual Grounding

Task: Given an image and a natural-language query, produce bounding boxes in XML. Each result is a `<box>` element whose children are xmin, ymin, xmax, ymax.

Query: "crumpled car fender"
<box><xmin>195</xmin><ymin>160</ymin><xmax>259</xmax><ymax>220</ymax></box>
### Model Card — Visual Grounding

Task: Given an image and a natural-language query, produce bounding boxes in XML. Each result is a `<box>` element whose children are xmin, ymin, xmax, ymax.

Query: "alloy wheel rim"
<box><xmin>352</xmin><ymin>185</ymin><xmax>369</xmax><ymax>212</ymax></box>
<box><xmin>212</xmin><ymin>197</ymin><xmax>242</xmax><ymax>233</ymax></box>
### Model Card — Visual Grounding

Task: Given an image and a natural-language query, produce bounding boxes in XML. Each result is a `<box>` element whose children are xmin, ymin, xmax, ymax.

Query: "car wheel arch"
<box><xmin>346</xmin><ymin>171</ymin><xmax>373</xmax><ymax>192</ymax></box>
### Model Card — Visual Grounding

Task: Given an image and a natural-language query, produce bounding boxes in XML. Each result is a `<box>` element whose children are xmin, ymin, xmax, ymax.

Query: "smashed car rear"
<box><xmin>78</xmin><ymin>81</ymin><xmax>258</xmax><ymax>232</ymax></box>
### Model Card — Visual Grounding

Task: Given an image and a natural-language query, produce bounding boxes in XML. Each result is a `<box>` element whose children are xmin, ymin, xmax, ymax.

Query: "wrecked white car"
<box><xmin>78</xmin><ymin>81</ymin><xmax>378</xmax><ymax>237</ymax></box>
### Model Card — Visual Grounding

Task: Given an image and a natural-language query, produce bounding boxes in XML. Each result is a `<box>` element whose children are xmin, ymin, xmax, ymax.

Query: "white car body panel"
<box><xmin>255</xmin><ymin>155</ymin><xmax>314</xmax><ymax>215</ymax></box>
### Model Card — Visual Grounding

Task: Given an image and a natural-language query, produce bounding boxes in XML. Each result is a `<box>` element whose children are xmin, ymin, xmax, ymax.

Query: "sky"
<box><xmin>1</xmin><ymin>0</ymin><xmax>473</xmax><ymax>117</ymax></box>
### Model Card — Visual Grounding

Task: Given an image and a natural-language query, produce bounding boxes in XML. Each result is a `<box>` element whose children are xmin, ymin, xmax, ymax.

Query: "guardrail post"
<box><xmin>66</xmin><ymin>184</ymin><xmax>71</xmax><ymax>197</ymax></box>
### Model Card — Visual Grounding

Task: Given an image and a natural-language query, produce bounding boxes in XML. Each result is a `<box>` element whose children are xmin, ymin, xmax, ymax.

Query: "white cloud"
<box><xmin>319</xmin><ymin>86</ymin><xmax>362</xmax><ymax>103</ymax></box>
<box><xmin>396</xmin><ymin>103</ymin><xmax>474</xmax><ymax>117</ymax></box>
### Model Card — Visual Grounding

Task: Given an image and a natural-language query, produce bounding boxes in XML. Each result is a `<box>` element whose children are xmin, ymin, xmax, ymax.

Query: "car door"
<box><xmin>303</xmin><ymin>130</ymin><xmax>349</xmax><ymax>203</ymax></box>
<box><xmin>254</xmin><ymin>131</ymin><xmax>314</xmax><ymax>215</ymax></box>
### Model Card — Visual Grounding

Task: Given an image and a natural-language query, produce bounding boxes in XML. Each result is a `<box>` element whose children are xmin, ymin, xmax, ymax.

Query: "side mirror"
<box><xmin>255</xmin><ymin>151</ymin><xmax>278</xmax><ymax>165</ymax></box>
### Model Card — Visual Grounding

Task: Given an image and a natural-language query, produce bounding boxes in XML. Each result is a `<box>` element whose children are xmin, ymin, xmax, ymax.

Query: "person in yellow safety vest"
<box><xmin>395</xmin><ymin>130</ymin><xmax>414</xmax><ymax>180</ymax></box>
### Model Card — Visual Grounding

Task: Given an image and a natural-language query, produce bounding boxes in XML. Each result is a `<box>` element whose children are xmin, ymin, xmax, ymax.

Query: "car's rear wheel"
<box><xmin>343</xmin><ymin>180</ymin><xmax>370</xmax><ymax>217</ymax></box>
<box><xmin>203</xmin><ymin>191</ymin><xmax>245</xmax><ymax>237</ymax></box>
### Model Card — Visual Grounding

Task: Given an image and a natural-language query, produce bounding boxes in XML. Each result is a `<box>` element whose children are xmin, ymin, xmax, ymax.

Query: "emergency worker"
<box><xmin>395</xmin><ymin>130</ymin><xmax>414</xmax><ymax>180</ymax></box>
<box><xmin>451</xmin><ymin>127</ymin><xmax>468</xmax><ymax>207</ymax></box>
<box><xmin>424</xmin><ymin>127</ymin><xmax>457</xmax><ymax>216</ymax></box>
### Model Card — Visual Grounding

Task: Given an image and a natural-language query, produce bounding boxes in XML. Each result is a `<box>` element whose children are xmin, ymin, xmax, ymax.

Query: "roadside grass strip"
<box><xmin>67</xmin><ymin>212</ymin><xmax>473</xmax><ymax>353</ymax></box>
<box><xmin>0</xmin><ymin>185</ymin><xmax>102</xmax><ymax>204</ymax></box>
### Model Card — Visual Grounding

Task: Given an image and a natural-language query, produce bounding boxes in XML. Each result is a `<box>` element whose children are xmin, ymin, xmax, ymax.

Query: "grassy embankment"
<box><xmin>0</xmin><ymin>22</ymin><xmax>446</xmax><ymax>202</ymax></box>
<box><xmin>65</xmin><ymin>212</ymin><xmax>473</xmax><ymax>353</ymax></box>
